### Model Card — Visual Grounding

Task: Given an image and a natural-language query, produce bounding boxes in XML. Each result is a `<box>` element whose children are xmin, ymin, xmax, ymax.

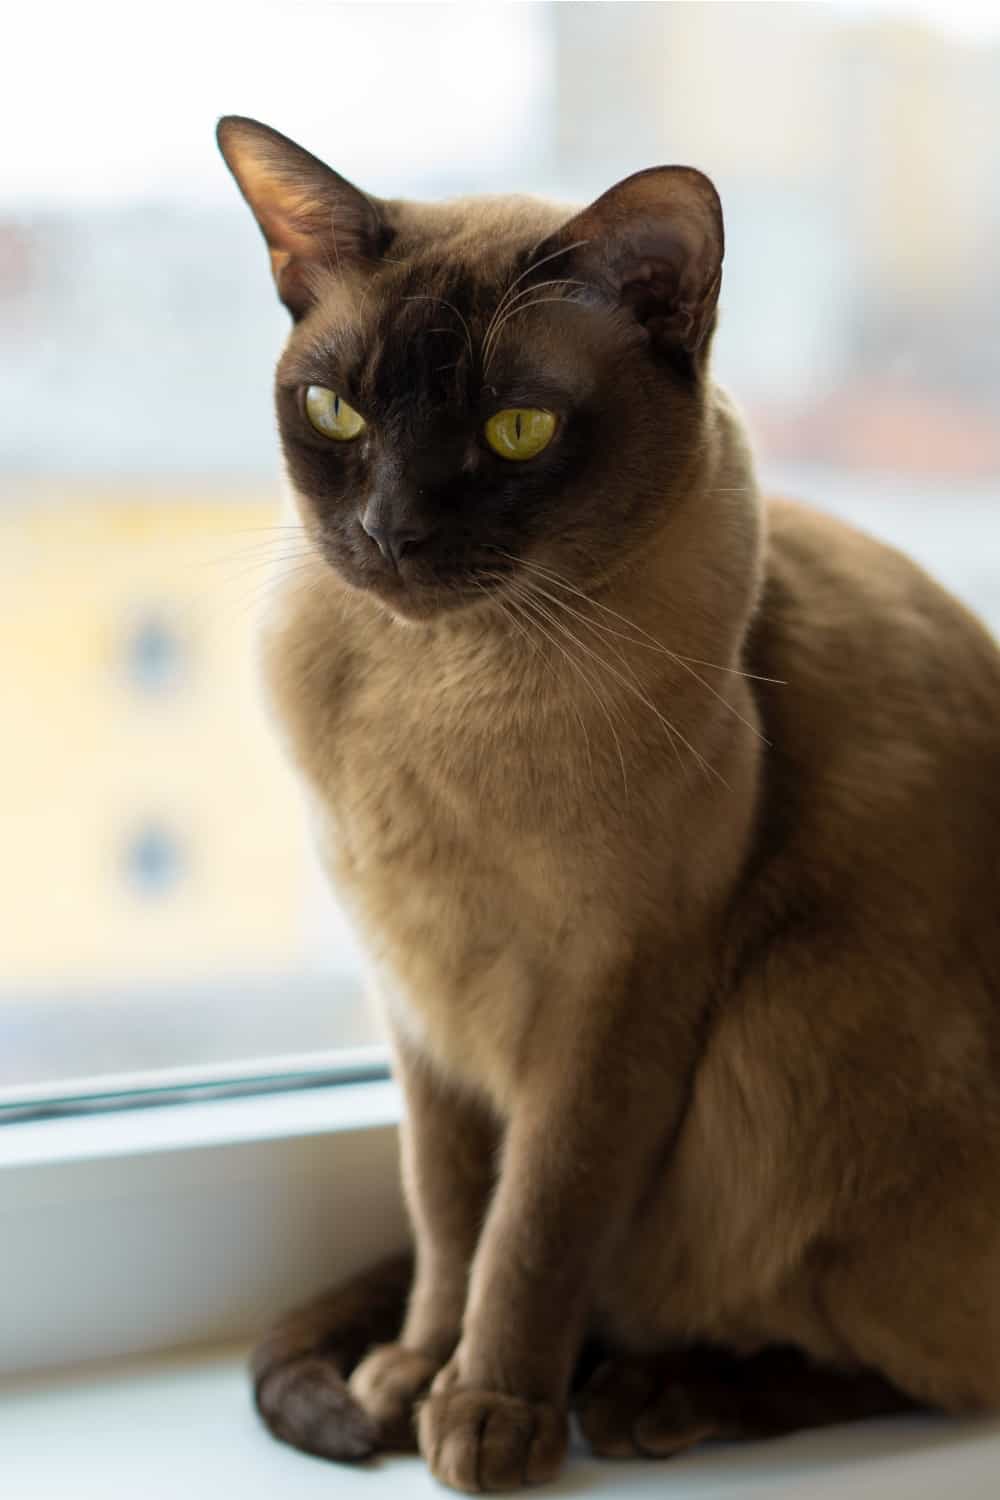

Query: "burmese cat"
<box><xmin>217</xmin><ymin>116</ymin><xmax>1000</xmax><ymax>1493</ymax></box>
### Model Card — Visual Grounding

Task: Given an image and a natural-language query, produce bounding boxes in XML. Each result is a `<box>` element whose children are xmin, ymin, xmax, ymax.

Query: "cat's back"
<box><xmin>744</xmin><ymin>493</ymin><xmax>1000</xmax><ymax>952</ymax></box>
<box><xmin>754</xmin><ymin>494</ymin><xmax>1000</xmax><ymax>749</ymax></box>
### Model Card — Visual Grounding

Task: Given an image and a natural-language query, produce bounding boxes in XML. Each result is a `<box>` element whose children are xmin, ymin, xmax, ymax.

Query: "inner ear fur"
<box><xmin>545</xmin><ymin>166</ymin><xmax>724</xmax><ymax>363</ymax></box>
<box><xmin>217</xmin><ymin>115</ymin><xmax>387</xmax><ymax>318</ymax></box>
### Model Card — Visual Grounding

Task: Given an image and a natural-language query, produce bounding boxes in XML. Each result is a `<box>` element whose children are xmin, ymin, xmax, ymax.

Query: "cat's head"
<box><xmin>218</xmin><ymin>117</ymin><xmax>724</xmax><ymax>622</ymax></box>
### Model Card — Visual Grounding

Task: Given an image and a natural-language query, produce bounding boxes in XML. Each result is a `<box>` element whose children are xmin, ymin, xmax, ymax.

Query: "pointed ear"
<box><xmin>216</xmin><ymin>116</ymin><xmax>388</xmax><ymax>318</ymax></box>
<box><xmin>545</xmin><ymin>166</ymin><xmax>724</xmax><ymax>365</ymax></box>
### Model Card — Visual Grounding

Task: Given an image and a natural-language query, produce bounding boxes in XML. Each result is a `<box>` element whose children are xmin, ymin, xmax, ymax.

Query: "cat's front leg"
<box><xmin>419</xmin><ymin>966</ymin><xmax>703</xmax><ymax>1492</ymax></box>
<box><xmin>349</xmin><ymin>1032</ymin><xmax>499</xmax><ymax>1449</ymax></box>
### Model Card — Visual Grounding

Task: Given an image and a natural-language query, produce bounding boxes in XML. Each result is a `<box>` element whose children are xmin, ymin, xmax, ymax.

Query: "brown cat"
<box><xmin>217</xmin><ymin>116</ymin><xmax>1000</xmax><ymax>1493</ymax></box>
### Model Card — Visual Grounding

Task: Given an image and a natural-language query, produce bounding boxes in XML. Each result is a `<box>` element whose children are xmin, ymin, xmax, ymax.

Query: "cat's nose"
<box><xmin>360</xmin><ymin>501</ymin><xmax>433</xmax><ymax>568</ymax></box>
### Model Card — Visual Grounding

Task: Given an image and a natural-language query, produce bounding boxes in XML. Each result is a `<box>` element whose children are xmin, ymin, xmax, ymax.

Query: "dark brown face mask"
<box><xmin>217</xmin><ymin>115</ymin><xmax>724</xmax><ymax>619</ymax></box>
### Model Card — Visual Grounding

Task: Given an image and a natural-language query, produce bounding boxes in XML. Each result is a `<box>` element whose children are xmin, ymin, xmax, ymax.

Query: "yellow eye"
<box><xmin>304</xmin><ymin>385</ymin><xmax>367</xmax><ymax>441</ymax></box>
<box><xmin>484</xmin><ymin>407</ymin><xmax>556</xmax><ymax>461</ymax></box>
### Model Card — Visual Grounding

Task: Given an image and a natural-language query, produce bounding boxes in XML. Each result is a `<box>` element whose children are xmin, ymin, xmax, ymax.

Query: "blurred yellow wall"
<box><xmin>0</xmin><ymin>486</ymin><xmax>312</xmax><ymax>992</ymax></box>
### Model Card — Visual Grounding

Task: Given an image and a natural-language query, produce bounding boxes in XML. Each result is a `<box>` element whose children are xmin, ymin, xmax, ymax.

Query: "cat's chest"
<box><xmin>287</xmin><ymin>640</ymin><xmax>593</xmax><ymax>1105</ymax></box>
<box><xmin>315</xmin><ymin>751</ymin><xmax>562</xmax><ymax>1107</ymax></box>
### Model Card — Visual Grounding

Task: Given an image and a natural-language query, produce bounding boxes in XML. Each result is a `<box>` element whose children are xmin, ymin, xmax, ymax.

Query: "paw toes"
<box><xmin>420</xmin><ymin>1389</ymin><xmax>567</xmax><ymax>1492</ymax></box>
<box><xmin>521</xmin><ymin>1404</ymin><xmax>567</xmax><ymax>1486</ymax></box>
<box><xmin>633</xmin><ymin>1384</ymin><xmax>715</xmax><ymax>1457</ymax></box>
<box><xmin>575</xmin><ymin>1357</ymin><xmax>716</xmax><ymax>1461</ymax></box>
<box><xmin>476</xmin><ymin>1400</ymin><xmax>534</xmax><ymax>1490</ymax></box>
<box><xmin>419</xmin><ymin>1393</ymin><xmax>482</xmax><ymax>1490</ymax></box>
<box><xmin>349</xmin><ymin>1344</ymin><xmax>438</xmax><ymax>1451</ymax></box>
<box><xmin>574</xmin><ymin>1358</ymin><xmax>658</xmax><ymax>1458</ymax></box>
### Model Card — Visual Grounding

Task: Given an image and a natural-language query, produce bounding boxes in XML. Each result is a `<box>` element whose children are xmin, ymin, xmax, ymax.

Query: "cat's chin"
<box><xmin>378</xmin><ymin>590</ymin><xmax>486</xmax><ymax>626</ymax></box>
<box><xmin>350</xmin><ymin>572</ymin><xmax>488</xmax><ymax>626</ymax></box>
<box><xmin>313</xmin><ymin>541</ymin><xmax>488</xmax><ymax>624</ymax></box>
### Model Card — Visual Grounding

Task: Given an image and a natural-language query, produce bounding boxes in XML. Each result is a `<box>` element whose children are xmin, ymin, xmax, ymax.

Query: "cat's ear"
<box><xmin>547</xmin><ymin>166</ymin><xmax>724</xmax><ymax>365</ymax></box>
<box><xmin>216</xmin><ymin>116</ymin><xmax>387</xmax><ymax>318</ymax></box>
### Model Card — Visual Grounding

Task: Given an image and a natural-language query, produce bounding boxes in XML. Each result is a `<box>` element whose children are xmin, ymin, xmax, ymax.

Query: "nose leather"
<box><xmin>360</xmin><ymin>499</ymin><xmax>432</xmax><ymax>568</ymax></box>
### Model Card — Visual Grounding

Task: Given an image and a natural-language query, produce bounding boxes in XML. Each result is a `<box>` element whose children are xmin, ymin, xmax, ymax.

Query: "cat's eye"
<box><xmin>304</xmin><ymin>385</ymin><xmax>367</xmax><ymax>441</ymax></box>
<box><xmin>484</xmin><ymin>408</ymin><xmax>556</xmax><ymax>461</ymax></box>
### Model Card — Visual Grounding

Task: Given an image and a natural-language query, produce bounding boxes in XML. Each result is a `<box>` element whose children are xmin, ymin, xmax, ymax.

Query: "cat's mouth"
<box><xmin>316</xmin><ymin>530</ymin><xmax>513</xmax><ymax>621</ymax></box>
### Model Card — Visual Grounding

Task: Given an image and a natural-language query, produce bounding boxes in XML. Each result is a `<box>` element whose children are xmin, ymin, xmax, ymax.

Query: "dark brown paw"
<box><xmin>418</xmin><ymin>1387</ymin><xmax>568</xmax><ymax>1493</ymax></box>
<box><xmin>348</xmin><ymin>1342</ymin><xmax>441</xmax><ymax>1452</ymax></box>
<box><xmin>574</xmin><ymin>1355</ymin><xmax>716</xmax><ymax>1459</ymax></box>
<box><xmin>255</xmin><ymin>1353</ymin><xmax>377</xmax><ymax>1461</ymax></box>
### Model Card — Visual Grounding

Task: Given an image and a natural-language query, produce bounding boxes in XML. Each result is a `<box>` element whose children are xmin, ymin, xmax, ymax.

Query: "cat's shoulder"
<box><xmin>751</xmin><ymin>491</ymin><xmax>1000</xmax><ymax>735</ymax></box>
<box><xmin>761</xmin><ymin>492</ymin><xmax>995</xmax><ymax>650</ymax></box>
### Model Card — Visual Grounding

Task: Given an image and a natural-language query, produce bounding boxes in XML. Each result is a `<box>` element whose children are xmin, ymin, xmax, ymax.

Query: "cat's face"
<box><xmin>218</xmin><ymin>119</ymin><xmax>724</xmax><ymax>621</ymax></box>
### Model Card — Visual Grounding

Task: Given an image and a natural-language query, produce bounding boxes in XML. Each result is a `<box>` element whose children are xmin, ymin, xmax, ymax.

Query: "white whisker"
<box><xmin>505</xmin><ymin>579</ymin><xmax>629</xmax><ymax>798</ymax></box>
<box><xmin>477</xmin><ymin>576</ymin><xmax>597</xmax><ymax>790</ymax></box>
<box><xmin>511</xmin><ymin>577</ymin><xmax>694</xmax><ymax>787</ymax></box>
<box><xmin>511</xmin><ymin>574</ymin><xmax>727</xmax><ymax>787</ymax></box>
<box><xmin>509</xmin><ymin>569</ymin><xmax>769</xmax><ymax>748</ymax></box>
<box><xmin>483</xmin><ymin>292</ymin><xmax>588</xmax><ymax>375</ymax></box>
<box><xmin>495</xmin><ymin>548</ymin><xmax>784</xmax><ymax>685</ymax></box>
<box><xmin>481</xmin><ymin>277</ymin><xmax>587</xmax><ymax>370</ymax></box>
<box><xmin>401</xmin><ymin>294</ymin><xmax>474</xmax><ymax>363</ymax></box>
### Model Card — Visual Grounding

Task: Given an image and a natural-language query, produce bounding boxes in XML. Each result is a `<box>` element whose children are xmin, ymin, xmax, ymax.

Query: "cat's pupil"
<box><xmin>515</xmin><ymin>412</ymin><xmax>522</xmax><ymax>440</ymax></box>
<box><xmin>334</xmin><ymin>395</ymin><xmax>340</xmax><ymax>417</ymax></box>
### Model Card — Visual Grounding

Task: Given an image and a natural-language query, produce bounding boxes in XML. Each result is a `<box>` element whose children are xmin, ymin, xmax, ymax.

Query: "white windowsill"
<box><xmin>3</xmin><ymin>1343</ymin><xmax>1000</xmax><ymax>1500</ymax></box>
<box><xmin>0</xmin><ymin>1080</ymin><xmax>407</xmax><ymax>1377</ymax></box>
<box><xmin>3</xmin><ymin>1082</ymin><xmax>1000</xmax><ymax>1494</ymax></box>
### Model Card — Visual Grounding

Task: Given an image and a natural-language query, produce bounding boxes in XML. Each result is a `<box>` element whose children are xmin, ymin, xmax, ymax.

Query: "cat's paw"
<box><xmin>347</xmin><ymin>1342</ymin><xmax>441</xmax><ymax>1451</ymax></box>
<box><xmin>573</xmin><ymin>1355</ymin><xmax>715</xmax><ymax>1459</ymax></box>
<box><xmin>418</xmin><ymin>1384</ymin><xmax>567</xmax><ymax>1492</ymax></box>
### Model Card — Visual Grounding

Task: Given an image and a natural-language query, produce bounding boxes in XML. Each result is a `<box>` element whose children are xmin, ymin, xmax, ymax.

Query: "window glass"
<box><xmin>3</xmin><ymin>1</ymin><xmax>998</xmax><ymax>1106</ymax></box>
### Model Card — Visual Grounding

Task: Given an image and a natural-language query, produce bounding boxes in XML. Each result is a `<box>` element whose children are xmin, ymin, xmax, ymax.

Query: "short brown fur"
<box><xmin>218</xmin><ymin>117</ymin><xmax>1000</xmax><ymax>1492</ymax></box>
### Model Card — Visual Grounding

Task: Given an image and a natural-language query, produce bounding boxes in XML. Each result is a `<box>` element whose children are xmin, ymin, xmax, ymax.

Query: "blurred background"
<box><xmin>2</xmin><ymin>1</ymin><xmax>998</xmax><ymax>1104</ymax></box>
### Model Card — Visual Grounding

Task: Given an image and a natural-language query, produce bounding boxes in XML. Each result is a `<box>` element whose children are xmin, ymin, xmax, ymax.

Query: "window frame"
<box><xmin>0</xmin><ymin>1077</ymin><xmax>406</xmax><ymax>1378</ymax></box>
